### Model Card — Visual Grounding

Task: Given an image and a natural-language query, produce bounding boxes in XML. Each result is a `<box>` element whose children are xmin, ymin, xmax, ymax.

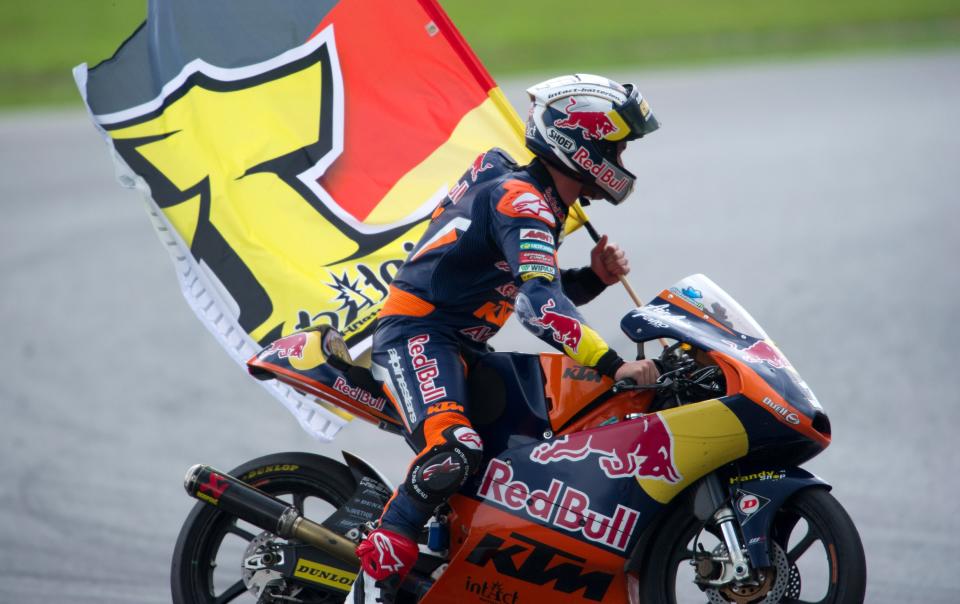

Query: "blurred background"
<box><xmin>1</xmin><ymin>1</ymin><xmax>958</xmax><ymax>603</ymax></box>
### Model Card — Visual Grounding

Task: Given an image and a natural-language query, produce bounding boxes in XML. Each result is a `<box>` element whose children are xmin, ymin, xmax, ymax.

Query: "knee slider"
<box><xmin>405</xmin><ymin>425</ymin><xmax>483</xmax><ymax>505</ymax></box>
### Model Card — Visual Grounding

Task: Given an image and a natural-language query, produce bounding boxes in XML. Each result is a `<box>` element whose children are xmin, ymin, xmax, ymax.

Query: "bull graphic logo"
<box><xmin>531</xmin><ymin>299</ymin><xmax>582</xmax><ymax>352</ymax></box>
<box><xmin>371</xmin><ymin>531</ymin><xmax>405</xmax><ymax>573</ymax></box>
<box><xmin>264</xmin><ymin>333</ymin><xmax>308</xmax><ymax>360</ymax></box>
<box><xmin>530</xmin><ymin>414</ymin><xmax>683</xmax><ymax>483</ymax></box>
<box><xmin>470</xmin><ymin>152</ymin><xmax>494</xmax><ymax>182</ymax></box>
<box><xmin>553</xmin><ymin>98</ymin><xmax>619</xmax><ymax>141</ymax></box>
<box><xmin>742</xmin><ymin>340</ymin><xmax>789</xmax><ymax>369</ymax></box>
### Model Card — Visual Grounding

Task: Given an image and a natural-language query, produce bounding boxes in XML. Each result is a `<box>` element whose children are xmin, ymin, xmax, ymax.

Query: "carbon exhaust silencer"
<box><xmin>184</xmin><ymin>464</ymin><xmax>358</xmax><ymax>564</ymax></box>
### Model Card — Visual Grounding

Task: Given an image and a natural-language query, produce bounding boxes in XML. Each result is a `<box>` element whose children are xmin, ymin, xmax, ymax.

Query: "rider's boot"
<box><xmin>348</xmin><ymin>527</ymin><xmax>419</xmax><ymax>604</ymax></box>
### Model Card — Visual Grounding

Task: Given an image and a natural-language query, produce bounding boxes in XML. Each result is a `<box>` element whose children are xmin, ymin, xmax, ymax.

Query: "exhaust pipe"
<box><xmin>184</xmin><ymin>464</ymin><xmax>359</xmax><ymax>565</ymax></box>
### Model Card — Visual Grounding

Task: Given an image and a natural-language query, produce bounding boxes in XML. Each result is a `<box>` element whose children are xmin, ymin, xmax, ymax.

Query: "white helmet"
<box><xmin>525</xmin><ymin>74</ymin><xmax>659</xmax><ymax>204</ymax></box>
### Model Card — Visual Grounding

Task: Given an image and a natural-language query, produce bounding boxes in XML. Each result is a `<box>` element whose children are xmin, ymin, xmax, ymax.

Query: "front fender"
<box><xmin>727</xmin><ymin>467</ymin><xmax>831</xmax><ymax>567</ymax></box>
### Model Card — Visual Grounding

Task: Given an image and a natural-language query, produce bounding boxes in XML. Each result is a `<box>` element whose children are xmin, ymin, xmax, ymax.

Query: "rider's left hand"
<box><xmin>590</xmin><ymin>234</ymin><xmax>629</xmax><ymax>285</ymax></box>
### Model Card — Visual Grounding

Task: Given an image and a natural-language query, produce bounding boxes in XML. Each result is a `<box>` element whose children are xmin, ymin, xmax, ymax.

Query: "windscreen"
<box><xmin>663</xmin><ymin>274</ymin><xmax>768</xmax><ymax>340</ymax></box>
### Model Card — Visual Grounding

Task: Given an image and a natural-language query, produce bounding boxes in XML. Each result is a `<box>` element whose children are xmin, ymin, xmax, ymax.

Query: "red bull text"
<box><xmin>478</xmin><ymin>458</ymin><xmax>639</xmax><ymax>551</ymax></box>
<box><xmin>530</xmin><ymin>415</ymin><xmax>683</xmax><ymax>483</ymax></box>
<box><xmin>570</xmin><ymin>148</ymin><xmax>628</xmax><ymax>194</ymax></box>
<box><xmin>407</xmin><ymin>334</ymin><xmax>447</xmax><ymax>404</ymax></box>
<box><xmin>332</xmin><ymin>376</ymin><xmax>387</xmax><ymax>412</ymax></box>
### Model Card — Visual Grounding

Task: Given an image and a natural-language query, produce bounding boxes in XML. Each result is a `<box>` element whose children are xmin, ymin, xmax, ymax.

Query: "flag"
<box><xmin>74</xmin><ymin>0</ymin><xmax>532</xmax><ymax>440</ymax></box>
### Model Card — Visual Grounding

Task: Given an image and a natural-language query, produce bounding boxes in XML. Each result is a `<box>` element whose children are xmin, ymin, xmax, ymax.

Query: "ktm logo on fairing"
<box><xmin>466</xmin><ymin>532</ymin><xmax>613</xmax><ymax>601</ymax></box>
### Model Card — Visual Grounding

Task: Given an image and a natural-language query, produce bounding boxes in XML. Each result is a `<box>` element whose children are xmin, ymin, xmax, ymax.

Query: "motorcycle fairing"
<box><xmin>460</xmin><ymin>398</ymin><xmax>750</xmax><ymax>558</ymax></box>
<box><xmin>247</xmin><ymin>325</ymin><xmax>406</xmax><ymax>430</ymax></box>
<box><xmin>425</xmin><ymin>496</ymin><xmax>632</xmax><ymax>604</ymax></box>
<box><xmin>723</xmin><ymin>467</ymin><xmax>830</xmax><ymax>568</ymax></box>
<box><xmin>620</xmin><ymin>276</ymin><xmax>830</xmax><ymax>450</ymax></box>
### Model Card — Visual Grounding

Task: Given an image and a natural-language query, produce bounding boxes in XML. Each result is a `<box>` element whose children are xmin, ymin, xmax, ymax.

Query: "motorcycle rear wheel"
<box><xmin>171</xmin><ymin>452</ymin><xmax>356</xmax><ymax>604</ymax></box>
<box><xmin>640</xmin><ymin>487</ymin><xmax>866</xmax><ymax>603</ymax></box>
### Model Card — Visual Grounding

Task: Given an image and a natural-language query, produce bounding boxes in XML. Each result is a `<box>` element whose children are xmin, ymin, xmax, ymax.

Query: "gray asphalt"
<box><xmin>1</xmin><ymin>50</ymin><xmax>958</xmax><ymax>603</ymax></box>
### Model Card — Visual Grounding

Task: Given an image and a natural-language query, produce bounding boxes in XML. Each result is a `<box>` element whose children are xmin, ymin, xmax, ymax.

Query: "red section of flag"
<box><xmin>308</xmin><ymin>0</ymin><xmax>494</xmax><ymax>224</ymax></box>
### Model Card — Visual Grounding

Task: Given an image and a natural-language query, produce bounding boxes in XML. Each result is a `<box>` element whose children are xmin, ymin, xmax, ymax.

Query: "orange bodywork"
<box><xmin>540</xmin><ymin>353</ymin><xmax>652</xmax><ymax>435</ymax></box>
<box><xmin>425</xmin><ymin>495</ymin><xmax>630</xmax><ymax>604</ymax></box>
<box><xmin>709</xmin><ymin>351</ymin><xmax>830</xmax><ymax>448</ymax></box>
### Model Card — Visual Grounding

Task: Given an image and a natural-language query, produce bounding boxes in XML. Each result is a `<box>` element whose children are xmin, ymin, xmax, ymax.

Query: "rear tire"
<box><xmin>170</xmin><ymin>452</ymin><xmax>357</xmax><ymax>604</ymax></box>
<box><xmin>639</xmin><ymin>487</ymin><xmax>866</xmax><ymax>603</ymax></box>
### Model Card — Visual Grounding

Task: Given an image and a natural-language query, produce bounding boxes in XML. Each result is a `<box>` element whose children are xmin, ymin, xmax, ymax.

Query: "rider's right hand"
<box><xmin>614</xmin><ymin>359</ymin><xmax>660</xmax><ymax>385</ymax></box>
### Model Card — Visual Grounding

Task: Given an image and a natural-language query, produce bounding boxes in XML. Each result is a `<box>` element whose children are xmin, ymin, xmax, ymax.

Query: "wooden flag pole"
<box><xmin>570</xmin><ymin>202</ymin><xmax>643</xmax><ymax>307</ymax></box>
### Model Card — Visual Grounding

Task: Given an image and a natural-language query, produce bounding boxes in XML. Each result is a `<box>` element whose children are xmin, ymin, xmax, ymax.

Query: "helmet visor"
<box><xmin>607</xmin><ymin>85</ymin><xmax>659</xmax><ymax>142</ymax></box>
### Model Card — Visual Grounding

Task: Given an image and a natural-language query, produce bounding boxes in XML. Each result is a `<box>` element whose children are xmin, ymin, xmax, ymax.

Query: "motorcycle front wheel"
<box><xmin>640</xmin><ymin>487</ymin><xmax>866</xmax><ymax>603</ymax></box>
<box><xmin>170</xmin><ymin>452</ymin><xmax>357</xmax><ymax>604</ymax></box>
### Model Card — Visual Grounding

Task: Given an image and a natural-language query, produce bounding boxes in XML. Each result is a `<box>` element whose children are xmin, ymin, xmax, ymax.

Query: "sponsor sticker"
<box><xmin>546</xmin><ymin>127</ymin><xmax>576</xmax><ymax>151</ymax></box>
<box><xmin>519</xmin><ymin>242</ymin><xmax>554</xmax><ymax>253</ymax></box>
<box><xmin>518</xmin><ymin>263</ymin><xmax>556</xmax><ymax>275</ymax></box>
<box><xmin>571</xmin><ymin>147</ymin><xmax>628</xmax><ymax>194</ymax></box>
<box><xmin>518</xmin><ymin>251</ymin><xmax>555</xmax><ymax>266</ymax></box>
<box><xmin>293</xmin><ymin>559</ymin><xmax>357</xmax><ymax>591</ymax></box>
<box><xmin>478</xmin><ymin>459</ymin><xmax>639</xmax><ymax>552</ymax></box>
<box><xmin>466</xmin><ymin>532</ymin><xmax>614</xmax><ymax>601</ymax></box>
<box><xmin>519</xmin><ymin>228</ymin><xmax>554</xmax><ymax>245</ymax></box>
<box><xmin>332</xmin><ymin>376</ymin><xmax>387</xmax><ymax>412</ymax></box>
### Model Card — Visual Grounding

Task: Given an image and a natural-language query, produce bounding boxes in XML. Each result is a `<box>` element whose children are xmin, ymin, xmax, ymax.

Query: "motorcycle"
<box><xmin>171</xmin><ymin>273</ymin><xmax>866</xmax><ymax>603</ymax></box>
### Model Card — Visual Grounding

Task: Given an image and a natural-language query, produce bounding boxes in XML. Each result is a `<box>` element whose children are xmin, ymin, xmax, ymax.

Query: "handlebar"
<box><xmin>612</xmin><ymin>378</ymin><xmax>663</xmax><ymax>393</ymax></box>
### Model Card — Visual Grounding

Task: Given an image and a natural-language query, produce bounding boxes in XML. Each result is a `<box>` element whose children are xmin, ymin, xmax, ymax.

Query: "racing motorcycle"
<box><xmin>172</xmin><ymin>274</ymin><xmax>866</xmax><ymax>603</ymax></box>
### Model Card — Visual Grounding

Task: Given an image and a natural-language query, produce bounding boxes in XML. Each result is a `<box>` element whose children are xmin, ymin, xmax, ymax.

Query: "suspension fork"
<box><xmin>697</xmin><ymin>473</ymin><xmax>752</xmax><ymax>582</ymax></box>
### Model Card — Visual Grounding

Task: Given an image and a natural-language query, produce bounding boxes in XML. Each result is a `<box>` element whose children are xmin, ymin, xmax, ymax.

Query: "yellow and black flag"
<box><xmin>75</xmin><ymin>0</ymin><xmax>530</xmax><ymax>439</ymax></box>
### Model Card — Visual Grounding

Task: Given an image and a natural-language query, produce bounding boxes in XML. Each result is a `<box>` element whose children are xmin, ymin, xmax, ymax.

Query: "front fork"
<box><xmin>697</xmin><ymin>473</ymin><xmax>753</xmax><ymax>585</ymax></box>
<box><xmin>693</xmin><ymin>467</ymin><xmax>832</xmax><ymax>584</ymax></box>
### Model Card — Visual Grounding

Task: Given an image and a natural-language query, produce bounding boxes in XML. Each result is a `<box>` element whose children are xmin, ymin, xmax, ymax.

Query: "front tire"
<box><xmin>640</xmin><ymin>487</ymin><xmax>866</xmax><ymax>603</ymax></box>
<box><xmin>171</xmin><ymin>452</ymin><xmax>357</xmax><ymax>604</ymax></box>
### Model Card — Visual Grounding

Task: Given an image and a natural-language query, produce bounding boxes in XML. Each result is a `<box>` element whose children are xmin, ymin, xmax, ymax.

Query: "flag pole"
<box><xmin>569</xmin><ymin>202</ymin><xmax>643</xmax><ymax>307</ymax></box>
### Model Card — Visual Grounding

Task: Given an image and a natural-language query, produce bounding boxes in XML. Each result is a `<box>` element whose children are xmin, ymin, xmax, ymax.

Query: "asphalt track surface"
<box><xmin>1</xmin><ymin>51</ymin><xmax>958</xmax><ymax>603</ymax></box>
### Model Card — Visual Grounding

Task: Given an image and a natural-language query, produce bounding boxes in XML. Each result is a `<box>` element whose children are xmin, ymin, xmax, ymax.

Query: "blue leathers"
<box><xmin>370</xmin><ymin>149</ymin><xmax>625</xmax><ymax>538</ymax></box>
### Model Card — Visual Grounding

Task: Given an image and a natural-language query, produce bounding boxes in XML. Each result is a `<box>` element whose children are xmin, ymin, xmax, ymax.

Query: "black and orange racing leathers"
<box><xmin>371</xmin><ymin>149</ymin><xmax>626</xmax><ymax>538</ymax></box>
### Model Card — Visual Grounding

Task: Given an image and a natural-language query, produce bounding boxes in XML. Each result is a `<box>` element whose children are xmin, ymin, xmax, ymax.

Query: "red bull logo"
<box><xmin>478</xmin><ymin>458</ymin><xmax>640</xmax><ymax>551</ymax></box>
<box><xmin>264</xmin><ymin>333</ymin><xmax>308</xmax><ymax>360</ymax></box>
<box><xmin>530</xmin><ymin>414</ymin><xmax>683</xmax><ymax>484</ymax></box>
<box><xmin>570</xmin><ymin>147</ymin><xmax>628</xmax><ymax>194</ymax></box>
<box><xmin>470</xmin><ymin>152</ymin><xmax>494</xmax><ymax>182</ymax></box>
<box><xmin>532</xmin><ymin>299</ymin><xmax>582</xmax><ymax>352</ymax></box>
<box><xmin>742</xmin><ymin>340</ymin><xmax>789</xmax><ymax>369</ymax></box>
<box><xmin>553</xmin><ymin>98</ymin><xmax>619</xmax><ymax>140</ymax></box>
<box><xmin>725</xmin><ymin>339</ymin><xmax>789</xmax><ymax>369</ymax></box>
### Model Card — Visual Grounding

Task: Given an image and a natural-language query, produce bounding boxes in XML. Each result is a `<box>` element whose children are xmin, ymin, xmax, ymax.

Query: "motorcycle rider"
<box><xmin>350</xmin><ymin>74</ymin><xmax>661</xmax><ymax>603</ymax></box>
